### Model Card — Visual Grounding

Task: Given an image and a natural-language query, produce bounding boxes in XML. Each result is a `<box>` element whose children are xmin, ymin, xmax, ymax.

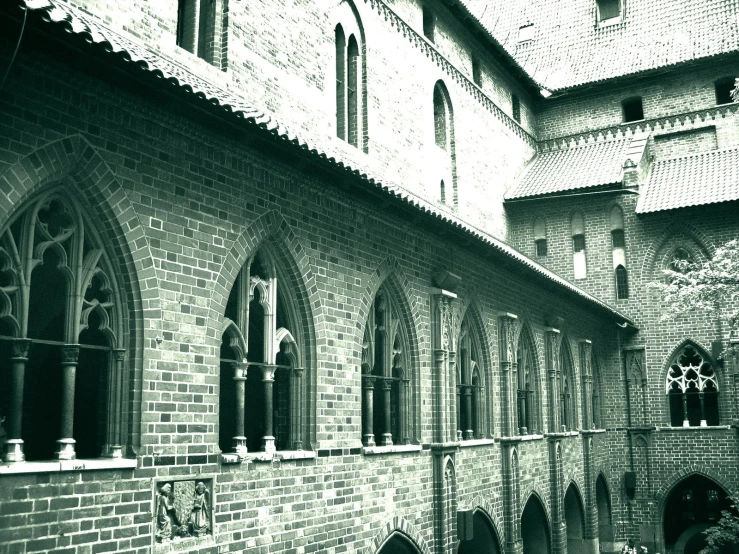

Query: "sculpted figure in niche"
<box><xmin>155</xmin><ymin>483</ymin><xmax>179</xmax><ymax>542</ymax></box>
<box><xmin>188</xmin><ymin>482</ymin><xmax>210</xmax><ymax>536</ymax></box>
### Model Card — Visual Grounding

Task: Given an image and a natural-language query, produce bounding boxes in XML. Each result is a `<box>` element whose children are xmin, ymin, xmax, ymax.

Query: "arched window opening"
<box><xmin>512</xmin><ymin>94</ymin><xmax>521</xmax><ymax>123</ymax></box>
<box><xmin>457</xmin><ymin>319</ymin><xmax>485</xmax><ymax>440</ymax></box>
<box><xmin>0</xmin><ymin>193</ymin><xmax>125</xmax><ymax>463</ymax></box>
<box><xmin>219</xmin><ymin>247</ymin><xmax>305</xmax><ymax>456</ymax></box>
<box><xmin>559</xmin><ymin>343</ymin><xmax>576</xmax><ymax>431</ymax></box>
<box><xmin>335</xmin><ymin>25</ymin><xmax>346</xmax><ymax>141</ymax></box>
<box><xmin>422</xmin><ymin>6</ymin><xmax>435</xmax><ymax>43</ymax></box>
<box><xmin>433</xmin><ymin>86</ymin><xmax>448</xmax><ymax>150</ymax></box>
<box><xmin>534</xmin><ymin>217</ymin><xmax>547</xmax><ymax>257</ymax></box>
<box><xmin>570</xmin><ymin>211</ymin><xmax>587</xmax><ymax>279</ymax></box>
<box><xmin>669</xmin><ymin>247</ymin><xmax>694</xmax><ymax>273</ymax></box>
<box><xmin>362</xmin><ymin>286</ymin><xmax>411</xmax><ymax>447</ymax></box>
<box><xmin>335</xmin><ymin>24</ymin><xmax>363</xmax><ymax>150</ymax></box>
<box><xmin>516</xmin><ymin>327</ymin><xmax>541</xmax><ymax>435</ymax></box>
<box><xmin>591</xmin><ymin>355</ymin><xmax>603</xmax><ymax>429</ymax></box>
<box><xmin>440</xmin><ymin>180</ymin><xmax>446</xmax><ymax>204</ymax></box>
<box><xmin>521</xmin><ymin>495</ymin><xmax>551</xmax><ymax>554</ymax></box>
<box><xmin>347</xmin><ymin>36</ymin><xmax>359</xmax><ymax>148</ymax></box>
<box><xmin>378</xmin><ymin>532</ymin><xmax>423</xmax><ymax>554</ymax></box>
<box><xmin>177</xmin><ymin>0</ymin><xmax>227</xmax><ymax>69</ymax></box>
<box><xmin>666</xmin><ymin>344</ymin><xmax>719</xmax><ymax>427</ymax></box>
<box><xmin>615</xmin><ymin>266</ymin><xmax>629</xmax><ymax>299</ymax></box>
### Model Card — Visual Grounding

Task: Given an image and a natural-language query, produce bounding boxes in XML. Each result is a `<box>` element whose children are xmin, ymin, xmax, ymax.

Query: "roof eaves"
<box><xmin>13</xmin><ymin>0</ymin><xmax>634</xmax><ymax>327</ymax></box>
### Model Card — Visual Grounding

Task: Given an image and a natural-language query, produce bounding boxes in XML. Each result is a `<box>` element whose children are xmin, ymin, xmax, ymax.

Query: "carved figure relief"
<box><xmin>155</xmin><ymin>479</ymin><xmax>212</xmax><ymax>543</ymax></box>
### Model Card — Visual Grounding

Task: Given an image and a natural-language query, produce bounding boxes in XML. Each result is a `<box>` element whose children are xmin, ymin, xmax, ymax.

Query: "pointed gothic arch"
<box><xmin>559</xmin><ymin>336</ymin><xmax>578</xmax><ymax>431</ymax></box>
<box><xmin>0</xmin><ymin>135</ymin><xmax>147</xmax><ymax>461</ymax></box>
<box><xmin>432</xmin><ymin>80</ymin><xmax>458</xmax><ymax>209</ymax></box>
<box><xmin>457</xmin><ymin>301</ymin><xmax>492</xmax><ymax>439</ymax></box>
<box><xmin>366</xmin><ymin>516</ymin><xmax>433</xmax><ymax>554</ymax></box>
<box><xmin>521</xmin><ymin>491</ymin><xmax>552</xmax><ymax>554</ymax></box>
<box><xmin>458</xmin><ymin>505</ymin><xmax>503</xmax><ymax>554</ymax></box>
<box><xmin>564</xmin><ymin>482</ymin><xmax>586</xmax><ymax>554</ymax></box>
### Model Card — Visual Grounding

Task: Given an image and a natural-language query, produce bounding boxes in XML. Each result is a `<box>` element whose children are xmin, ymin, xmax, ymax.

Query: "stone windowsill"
<box><xmin>459</xmin><ymin>438</ymin><xmax>496</xmax><ymax>448</ymax></box>
<box><xmin>598</xmin><ymin>15</ymin><xmax>623</xmax><ymax>28</ymax></box>
<box><xmin>498</xmin><ymin>433</ymin><xmax>545</xmax><ymax>444</ymax></box>
<box><xmin>0</xmin><ymin>458</ymin><xmax>138</xmax><ymax>475</ymax></box>
<box><xmin>363</xmin><ymin>444</ymin><xmax>423</xmax><ymax>456</ymax></box>
<box><xmin>221</xmin><ymin>450</ymin><xmax>317</xmax><ymax>465</ymax></box>
<box><xmin>655</xmin><ymin>425</ymin><xmax>732</xmax><ymax>432</ymax></box>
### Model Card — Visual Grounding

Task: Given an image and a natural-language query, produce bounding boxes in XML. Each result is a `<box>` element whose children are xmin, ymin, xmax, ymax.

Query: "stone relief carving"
<box><xmin>155</xmin><ymin>479</ymin><xmax>212</xmax><ymax>543</ymax></box>
<box><xmin>625</xmin><ymin>348</ymin><xmax>645</xmax><ymax>382</ymax></box>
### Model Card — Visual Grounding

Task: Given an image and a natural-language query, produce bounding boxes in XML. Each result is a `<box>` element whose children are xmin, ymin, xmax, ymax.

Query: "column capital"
<box><xmin>112</xmin><ymin>348</ymin><xmax>126</xmax><ymax>362</ymax></box>
<box><xmin>362</xmin><ymin>375</ymin><xmax>376</xmax><ymax>389</ymax></box>
<box><xmin>61</xmin><ymin>344</ymin><xmax>80</xmax><ymax>363</ymax></box>
<box><xmin>10</xmin><ymin>338</ymin><xmax>31</xmax><ymax>359</ymax></box>
<box><xmin>380</xmin><ymin>379</ymin><xmax>394</xmax><ymax>391</ymax></box>
<box><xmin>260</xmin><ymin>364</ymin><xmax>276</xmax><ymax>382</ymax></box>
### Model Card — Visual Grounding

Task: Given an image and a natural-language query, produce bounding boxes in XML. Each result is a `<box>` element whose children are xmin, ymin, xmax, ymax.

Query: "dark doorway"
<box><xmin>458</xmin><ymin>510</ymin><xmax>501</xmax><ymax>554</ymax></box>
<box><xmin>378</xmin><ymin>532</ymin><xmax>421</xmax><ymax>554</ymax></box>
<box><xmin>565</xmin><ymin>485</ymin><xmax>585</xmax><ymax>554</ymax></box>
<box><xmin>521</xmin><ymin>494</ymin><xmax>551</xmax><ymax>554</ymax></box>
<box><xmin>596</xmin><ymin>474</ymin><xmax>614</xmax><ymax>545</ymax></box>
<box><xmin>663</xmin><ymin>474</ymin><xmax>736</xmax><ymax>554</ymax></box>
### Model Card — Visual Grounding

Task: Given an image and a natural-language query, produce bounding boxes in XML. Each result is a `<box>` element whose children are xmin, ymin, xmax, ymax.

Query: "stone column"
<box><xmin>549</xmin><ymin>439</ymin><xmax>566</xmax><ymax>554</ymax></box>
<box><xmin>545</xmin><ymin>328</ymin><xmax>561</xmax><ymax>433</ymax></box>
<box><xmin>56</xmin><ymin>344</ymin><xmax>80</xmax><ymax>460</ymax></box>
<box><xmin>400</xmin><ymin>377</ymin><xmax>410</xmax><ymax>445</ymax></box>
<box><xmin>498</xmin><ymin>313</ymin><xmax>519</xmax><ymax>437</ymax></box>
<box><xmin>261</xmin><ymin>364</ymin><xmax>276</xmax><ymax>454</ymax></box>
<box><xmin>501</xmin><ymin>443</ymin><xmax>523</xmax><ymax>554</ymax></box>
<box><xmin>4</xmin><ymin>338</ymin><xmax>31</xmax><ymax>463</ymax></box>
<box><xmin>463</xmin><ymin>386</ymin><xmax>473</xmax><ymax>439</ymax></box>
<box><xmin>448</xmin><ymin>350</ymin><xmax>457</xmax><ymax>443</ymax></box>
<box><xmin>432</xmin><ymin>290</ymin><xmax>457</xmax><ymax>444</ymax></box>
<box><xmin>579</xmin><ymin>340</ymin><xmax>593</xmax><ymax>429</ymax></box>
<box><xmin>362</xmin><ymin>375</ymin><xmax>376</xmax><ymax>446</ymax></box>
<box><xmin>456</xmin><ymin>384</ymin><xmax>462</xmax><ymax>441</ymax></box>
<box><xmin>104</xmin><ymin>348</ymin><xmax>126</xmax><ymax>458</ymax></box>
<box><xmin>380</xmin><ymin>379</ymin><xmax>393</xmax><ymax>446</ymax></box>
<box><xmin>232</xmin><ymin>361</ymin><xmax>248</xmax><ymax>456</ymax></box>
<box><xmin>582</xmin><ymin>433</ymin><xmax>600</xmax><ymax>554</ymax></box>
<box><xmin>291</xmin><ymin>367</ymin><xmax>304</xmax><ymax>450</ymax></box>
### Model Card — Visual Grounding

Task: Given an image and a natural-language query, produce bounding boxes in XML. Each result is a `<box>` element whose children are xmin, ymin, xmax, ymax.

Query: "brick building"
<box><xmin>0</xmin><ymin>1</ymin><xmax>737</xmax><ymax>554</ymax></box>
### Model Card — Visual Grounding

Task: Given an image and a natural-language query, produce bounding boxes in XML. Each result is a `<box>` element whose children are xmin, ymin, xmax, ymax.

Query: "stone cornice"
<box><xmin>538</xmin><ymin>102</ymin><xmax>739</xmax><ymax>153</ymax></box>
<box><xmin>363</xmin><ymin>0</ymin><xmax>536</xmax><ymax>148</ymax></box>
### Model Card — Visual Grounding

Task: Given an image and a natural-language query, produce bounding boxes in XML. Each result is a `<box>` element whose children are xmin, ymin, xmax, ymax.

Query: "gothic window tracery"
<box><xmin>361</xmin><ymin>286</ymin><xmax>411</xmax><ymax>447</ymax></box>
<box><xmin>516</xmin><ymin>326</ymin><xmax>541</xmax><ymax>435</ymax></box>
<box><xmin>666</xmin><ymin>344</ymin><xmax>719</xmax><ymax>427</ymax></box>
<box><xmin>457</xmin><ymin>319</ymin><xmax>485</xmax><ymax>440</ymax></box>
<box><xmin>0</xmin><ymin>192</ymin><xmax>126</xmax><ymax>462</ymax></box>
<box><xmin>219</xmin><ymin>248</ymin><xmax>304</xmax><ymax>456</ymax></box>
<box><xmin>559</xmin><ymin>342</ymin><xmax>577</xmax><ymax>431</ymax></box>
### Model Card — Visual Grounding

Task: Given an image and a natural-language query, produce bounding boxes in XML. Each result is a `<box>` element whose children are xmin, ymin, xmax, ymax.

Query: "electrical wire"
<box><xmin>0</xmin><ymin>1</ymin><xmax>28</xmax><ymax>93</ymax></box>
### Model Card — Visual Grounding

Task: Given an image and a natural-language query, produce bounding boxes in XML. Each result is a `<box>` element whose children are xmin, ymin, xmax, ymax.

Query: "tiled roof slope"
<box><xmin>636</xmin><ymin>147</ymin><xmax>739</xmax><ymax>213</ymax></box>
<box><xmin>462</xmin><ymin>0</ymin><xmax>739</xmax><ymax>91</ymax></box>
<box><xmin>506</xmin><ymin>138</ymin><xmax>630</xmax><ymax>199</ymax></box>
<box><xmin>14</xmin><ymin>0</ymin><xmax>634</xmax><ymax>324</ymax></box>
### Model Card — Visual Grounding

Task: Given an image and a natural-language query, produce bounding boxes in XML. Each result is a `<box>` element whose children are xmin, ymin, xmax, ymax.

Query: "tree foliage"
<box><xmin>700</xmin><ymin>509</ymin><xmax>739</xmax><ymax>554</ymax></box>
<box><xmin>651</xmin><ymin>239</ymin><xmax>739</xmax><ymax>355</ymax></box>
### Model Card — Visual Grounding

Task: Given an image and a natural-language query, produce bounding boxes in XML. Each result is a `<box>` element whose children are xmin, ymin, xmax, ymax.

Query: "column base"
<box><xmin>55</xmin><ymin>438</ymin><xmax>76</xmax><ymax>460</ymax></box>
<box><xmin>3</xmin><ymin>439</ymin><xmax>25</xmax><ymax>463</ymax></box>
<box><xmin>363</xmin><ymin>434</ymin><xmax>376</xmax><ymax>447</ymax></box>
<box><xmin>583</xmin><ymin>538</ymin><xmax>599</xmax><ymax>554</ymax></box>
<box><xmin>292</xmin><ymin>440</ymin><xmax>303</xmax><ymax>451</ymax></box>
<box><xmin>380</xmin><ymin>433</ymin><xmax>393</xmax><ymax>446</ymax></box>
<box><xmin>464</xmin><ymin>430</ymin><xmax>474</xmax><ymax>440</ymax></box>
<box><xmin>104</xmin><ymin>445</ymin><xmax>124</xmax><ymax>459</ymax></box>
<box><xmin>261</xmin><ymin>436</ymin><xmax>276</xmax><ymax>454</ymax></box>
<box><xmin>232</xmin><ymin>436</ymin><xmax>247</xmax><ymax>459</ymax></box>
<box><xmin>505</xmin><ymin>540</ymin><xmax>523</xmax><ymax>554</ymax></box>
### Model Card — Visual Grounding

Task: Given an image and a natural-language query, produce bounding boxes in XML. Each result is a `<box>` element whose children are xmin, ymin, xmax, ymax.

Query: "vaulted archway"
<box><xmin>521</xmin><ymin>493</ymin><xmax>551</xmax><ymax>554</ymax></box>
<box><xmin>457</xmin><ymin>508</ymin><xmax>502</xmax><ymax>554</ymax></box>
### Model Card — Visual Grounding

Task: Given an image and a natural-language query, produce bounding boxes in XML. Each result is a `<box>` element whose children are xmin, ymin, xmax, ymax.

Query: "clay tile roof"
<box><xmin>506</xmin><ymin>138</ymin><xmax>630</xmax><ymax>200</ymax></box>
<box><xmin>636</xmin><ymin>147</ymin><xmax>739</xmax><ymax>213</ymax></box>
<box><xmin>461</xmin><ymin>0</ymin><xmax>739</xmax><ymax>91</ymax></box>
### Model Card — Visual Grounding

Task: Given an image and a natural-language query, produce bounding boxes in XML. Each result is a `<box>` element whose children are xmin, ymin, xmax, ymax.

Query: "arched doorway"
<box><xmin>521</xmin><ymin>494</ymin><xmax>551</xmax><ymax>554</ymax></box>
<box><xmin>378</xmin><ymin>532</ymin><xmax>422</xmax><ymax>554</ymax></box>
<box><xmin>458</xmin><ymin>510</ymin><xmax>501</xmax><ymax>554</ymax></box>
<box><xmin>565</xmin><ymin>485</ymin><xmax>585</xmax><ymax>554</ymax></box>
<box><xmin>596</xmin><ymin>474</ymin><xmax>615</xmax><ymax>550</ymax></box>
<box><xmin>663</xmin><ymin>474</ymin><xmax>736</xmax><ymax>554</ymax></box>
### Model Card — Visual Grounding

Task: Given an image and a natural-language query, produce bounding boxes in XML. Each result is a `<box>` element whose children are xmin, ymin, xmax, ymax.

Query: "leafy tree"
<box><xmin>652</xmin><ymin>239</ymin><xmax>739</xmax><ymax>356</ymax></box>
<box><xmin>700</xmin><ymin>509</ymin><xmax>739</xmax><ymax>554</ymax></box>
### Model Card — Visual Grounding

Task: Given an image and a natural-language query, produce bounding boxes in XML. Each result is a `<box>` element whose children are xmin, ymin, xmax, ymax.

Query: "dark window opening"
<box><xmin>535</xmin><ymin>238</ymin><xmax>548</xmax><ymax>257</ymax></box>
<box><xmin>472</xmin><ymin>57</ymin><xmax>482</xmax><ymax>87</ymax></box>
<box><xmin>611</xmin><ymin>229</ymin><xmax>625</xmax><ymax>248</ymax></box>
<box><xmin>622</xmin><ymin>97</ymin><xmax>644</xmax><ymax>122</ymax></box>
<box><xmin>512</xmin><ymin>94</ymin><xmax>521</xmax><ymax>123</ymax></box>
<box><xmin>573</xmin><ymin>234</ymin><xmax>586</xmax><ymax>252</ymax></box>
<box><xmin>615</xmin><ymin>265</ymin><xmax>629</xmax><ymax>299</ymax></box>
<box><xmin>335</xmin><ymin>25</ymin><xmax>346</xmax><ymax>141</ymax></box>
<box><xmin>177</xmin><ymin>0</ymin><xmax>222</xmax><ymax>67</ymax></box>
<box><xmin>434</xmin><ymin>87</ymin><xmax>447</xmax><ymax>149</ymax></box>
<box><xmin>440</xmin><ymin>180</ymin><xmax>446</xmax><ymax>204</ymax></box>
<box><xmin>714</xmin><ymin>77</ymin><xmax>736</xmax><ymax>105</ymax></box>
<box><xmin>347</xmin><ymin>36</ymin><xmax>359</xmax><ymax>148</ymax></box>
<box><xmin>423</xmin><ymin>7</ymin><xmax>435</xmax><ymax>43</ymax></box>
<box><xmin>597</xmin><ymin>0</ymin><xmax>621</xmax><ymax>21</ymax></box>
